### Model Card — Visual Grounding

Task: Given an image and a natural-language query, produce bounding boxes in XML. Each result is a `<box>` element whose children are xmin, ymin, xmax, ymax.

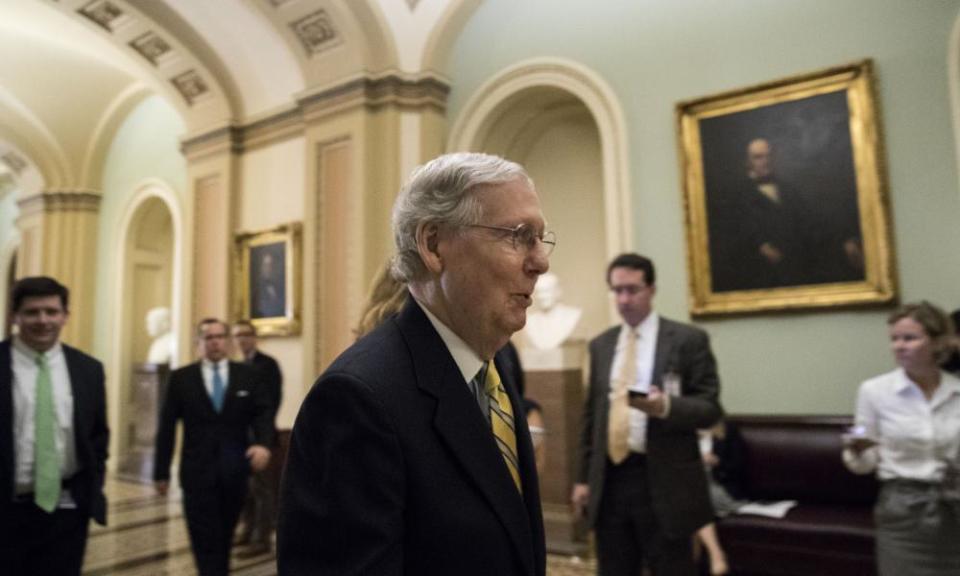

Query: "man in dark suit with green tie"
<box><xmin>278</xmin><ymin>153</ymin><xmax>551</xmax><ymax>575</ymax></box>
<box><xmin>0</xmin><ymin>276</ymin><xmax>108</xmax><ymax>575</ymax></box>
<box><xmin>154</xmin><ymin>318</ymin><xmax>274</xmax><ymax>576</ymax></box>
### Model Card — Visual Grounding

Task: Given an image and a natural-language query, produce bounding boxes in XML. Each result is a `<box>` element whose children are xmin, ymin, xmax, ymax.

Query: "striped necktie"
<box><xmin>608</xmin><ymin>329</ymin><xmax>638</xmax><ymax>464</ymax></box>
<box><xmin>484</xmin><ymin>361</ymin><xmax>521</xmax><ymax>493</ymax></box>
<box><xmin>34</xmin><ymin>353</ymin><xmax>61</xmax><ymax>512</ymax></box>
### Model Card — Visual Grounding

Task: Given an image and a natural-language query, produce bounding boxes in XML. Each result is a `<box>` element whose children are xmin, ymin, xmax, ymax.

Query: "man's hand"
<box><xmin>628</xmin><ymin>385</ymin><xmax>667</xmax><ymax>417</ymax></box>
<box><xmin>246</xmin><ymin>445</ymin><xmax>271</xmax><ymax>472</ymax></box>
<box><xmin>155</xmin><ymin>481</ymin><xmax>169</xmax><ymax>497</ymax></box>
<box><xmin>571</xmin><ymin>483</ymin><xmax>590</xmax><ymax>517</ymax></box>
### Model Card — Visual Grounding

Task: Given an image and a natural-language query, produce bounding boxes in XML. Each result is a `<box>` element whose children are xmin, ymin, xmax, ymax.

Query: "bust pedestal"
<box><xmin>117</xmin><ymin>363</ymin><xmax>169</xmax><ymax>483</ymax></box>
<box><xmin>520</xmin><ymin>340</ymin><xmax>589</xmax><ymax>555</ymax></box>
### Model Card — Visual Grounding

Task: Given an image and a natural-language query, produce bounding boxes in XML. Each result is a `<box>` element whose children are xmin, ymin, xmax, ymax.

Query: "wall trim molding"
<box><xmin>180</xmin><ymin>73</ymin><xmax>450</xmax><ymax>158</ymax></box>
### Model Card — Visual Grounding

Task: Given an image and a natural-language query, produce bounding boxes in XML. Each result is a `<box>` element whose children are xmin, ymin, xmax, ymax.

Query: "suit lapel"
<box><xmin>396</xmin><ymin>299</ymin><xmax>534</xmax><ymax>576</ymax></box>
<box><xmin>0</xmin><ymin>341</ymin><xmax>13</xmax><ymax>500</ymax></box>
<box><xmin>189</xmin><ymin>364</ymin><xmax>217</xmax><ymax>414</ymax></box>
<box><xmin>652</xmin><ymin>318</ymin><xmax>676</xmax><ymax>387</ymax></box>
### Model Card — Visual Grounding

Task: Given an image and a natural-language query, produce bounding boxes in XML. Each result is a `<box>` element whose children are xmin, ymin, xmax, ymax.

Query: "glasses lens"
<box><xmin>541</xmin><ymin>231</ymin><xmax>556</xmax><ymax>256</ymax></box>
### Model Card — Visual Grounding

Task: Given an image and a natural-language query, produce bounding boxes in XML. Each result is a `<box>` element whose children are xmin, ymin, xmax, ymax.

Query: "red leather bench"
<box><xmin>716</xmin><ymin>415</ymin><xmax>878</xmax><ymax>576</ymax></box>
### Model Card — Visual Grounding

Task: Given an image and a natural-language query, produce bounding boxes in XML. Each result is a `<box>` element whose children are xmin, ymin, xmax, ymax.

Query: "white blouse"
<box><xmin>844</xmin><ymin>368</ymin><xmax>960</xmax><ymax>482</ymax></box>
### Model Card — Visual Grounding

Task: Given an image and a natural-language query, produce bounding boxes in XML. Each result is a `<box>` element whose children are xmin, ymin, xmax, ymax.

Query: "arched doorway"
<box><xmin>115</xmin><ymin>194</ymin><xmax>176</xmax><ymax>481</ymax></box>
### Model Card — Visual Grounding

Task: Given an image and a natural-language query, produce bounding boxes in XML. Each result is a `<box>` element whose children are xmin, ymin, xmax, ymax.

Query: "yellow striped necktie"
<box><xmin>484</xmin><ymin>360</ymin><xmax>522</xmax><ymax>493</ymax></box>
<box><xmin>608</xmin><ymin>329</ymin><xmax>638</xmax><ymax>464</ymax></box>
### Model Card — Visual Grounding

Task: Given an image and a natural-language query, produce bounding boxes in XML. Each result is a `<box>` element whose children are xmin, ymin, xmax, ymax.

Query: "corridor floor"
<box><xmin>82</xmin><ymin>478</ymin><xmax>597</xmax><ymax>575</ymax></box>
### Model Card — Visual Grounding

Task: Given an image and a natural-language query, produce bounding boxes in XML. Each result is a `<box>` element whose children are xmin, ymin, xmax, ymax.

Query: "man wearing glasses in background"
<box><xmin>154</xmin><ymin>318</ymin><xmax>274</xmax><ymax>576</ymax></box>
<box><xmin>572</xmin><ymin>253</ymin><xmax>723</xmax><ymax>576</ymax></box>
<box><xmin>279</xmin><ymin>153</ymin><xmax>552</xmax><ymax>576</ymax></box>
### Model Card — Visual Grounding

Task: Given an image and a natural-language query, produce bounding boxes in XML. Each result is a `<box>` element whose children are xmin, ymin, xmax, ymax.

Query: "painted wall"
<box><xmin>446</xmin><ymin>0</ymin><xmax>960</xmax><ymax>414</ymax></box>
<box><xmin>239</xmin><ymin>137</ymin><xmax>307</xmax><ymax>429</ymax></box>
<box><xmin>94</xmin><ymin>95</ymin><xmax>186</xmax><ymax>369</ymax></box>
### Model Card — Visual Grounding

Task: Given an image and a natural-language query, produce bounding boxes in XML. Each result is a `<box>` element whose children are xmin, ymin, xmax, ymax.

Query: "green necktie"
<box><xmin>34</xmin><ymin>353</ymin><xmax>61</xmax><ymax>512</ymax></box>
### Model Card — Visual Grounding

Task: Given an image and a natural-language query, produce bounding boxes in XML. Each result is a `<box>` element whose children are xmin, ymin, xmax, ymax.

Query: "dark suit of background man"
<box><xmin>232</xmin><ymin>319</ymin><xmax>283</xmax><ymax>557</ymax></box>
<box><xmin>154</xmin><ymin>318</ymin><xmax>274</xmax><ymax>576</ymax></box>
<box><xmin>279</xmin><ymin>152</ymin><xmax>552</xmax><ymax>575</ymax></box>
<box><xmin>572</xmin><ymin>253</ymin><xmax>722</xmax><ymax>576</ymax></box>
<box><xmin>0</xmin><ymin>276</ymin><xmax>108</xmax><ymax>575</ymax></box>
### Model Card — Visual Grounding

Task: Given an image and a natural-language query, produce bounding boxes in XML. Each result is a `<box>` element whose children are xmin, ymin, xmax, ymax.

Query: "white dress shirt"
<box><xmin>417</xmin><ymin>300</ymin><xmax>489</xmax><ymax>418</ymax></box>
<box><xmin>609</xmin><ymin>313</ymin><xmax>659</xmax><ymax>454</ymax></box>
<box><xmin>12</xmin><ymin>338</ymin><xmax>78</xmax><ymax>503</ymax></box>
<box><xmin>844</xmin><ymin>368</ymin><xmax>960</xmax><ymax>482</ymax></box>
<box><xmin>201</xmin><ymin>358</ymin><xmax>230</xmax><ymax>401</ymax></box>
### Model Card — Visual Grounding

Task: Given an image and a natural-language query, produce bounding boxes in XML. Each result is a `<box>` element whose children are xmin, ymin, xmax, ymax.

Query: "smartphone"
<box><xmin>628</xmin><ymin>389</ymin><xmax>648</xmax><ymax>399</ymax></box>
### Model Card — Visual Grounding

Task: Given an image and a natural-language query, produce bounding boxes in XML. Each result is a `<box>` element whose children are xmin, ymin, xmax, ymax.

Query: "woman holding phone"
<box><xmin>844</xmin><ymin>301</ymin><xmax>960</xmax><ymax>575</ymax></box>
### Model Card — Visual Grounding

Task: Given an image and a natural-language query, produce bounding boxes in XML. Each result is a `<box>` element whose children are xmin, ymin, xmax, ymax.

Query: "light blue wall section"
<box><xmin>93</xmin><ymin>95</ymin><xmax>186</xmax><ymax>360</ymax></box>
<box><xmin>446</xmin><ymin>0</ymin><xmax>960</xmax><ymax>414</ymax></box>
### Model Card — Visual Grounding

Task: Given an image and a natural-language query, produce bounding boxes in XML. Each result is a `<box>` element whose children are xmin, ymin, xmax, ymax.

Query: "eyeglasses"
<box><xmin>467</xmin><ymin>223</ymin><xmax>557</xmax><ymax>256</ymax></box>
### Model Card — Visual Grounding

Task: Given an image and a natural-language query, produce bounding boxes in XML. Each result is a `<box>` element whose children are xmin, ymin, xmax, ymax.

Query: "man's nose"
<box><xmin>525</xmin><ymin>247</ymin><xmax>550</xmax><ymax>275</ymax></box>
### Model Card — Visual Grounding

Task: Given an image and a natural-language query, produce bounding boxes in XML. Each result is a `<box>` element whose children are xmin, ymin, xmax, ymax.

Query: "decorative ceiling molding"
<box><xmin>170</xmin><ymin>70</ymin><xmax>210</xmax><ymax>106</ymax></box>
<box><xmin>129</xmin><ymin>31</ymin><xmax>173</xmax><ymax>66</ymax></box>
<box><xmin>180</xmin><ymin>73</ymin><xmax>450</xmax><ymax>158</ymax></box>
<box><xmin>2</xmin><ymin>152</ymin><xmax>27</xmax><ymax>176</ymax></box>
<box><xmin>289</xmin><ymin>9</ymin><xmax>341</xmax><ymax>56</ymax></box>
<box><xmin>78</xmin><ymin>0</ymin><xmax>131</xmax><ymax>32</ymax></box>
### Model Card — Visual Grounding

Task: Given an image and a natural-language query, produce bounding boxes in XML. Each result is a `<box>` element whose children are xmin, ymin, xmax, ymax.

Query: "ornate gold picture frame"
<box><xmin>676</xmin><ymin>60</ymin><xmax>895</xmax><ymax>316</ymax></box>
<box><xmin>234</xmin><ymin>222</ymin><xmax>302</xmax><ymax>336</ymax></box>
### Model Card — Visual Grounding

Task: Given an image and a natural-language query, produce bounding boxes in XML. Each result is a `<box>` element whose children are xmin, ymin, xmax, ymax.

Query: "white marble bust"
<box><xmin>145</xmin><ymin>306</ymin><xmax>174</xmax><ymax>365</ymax></box>
<box><xmin>522</xmin><ymin>272</ymin><xmax>582</xmax><ymax>351</ymax></box>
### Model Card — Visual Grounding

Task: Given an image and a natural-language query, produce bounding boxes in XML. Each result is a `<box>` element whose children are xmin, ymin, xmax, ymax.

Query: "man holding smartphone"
<box><xmin>572</xmin><ymin>253</ymin><xmax>723</xmax><ymax>576</ymax></box>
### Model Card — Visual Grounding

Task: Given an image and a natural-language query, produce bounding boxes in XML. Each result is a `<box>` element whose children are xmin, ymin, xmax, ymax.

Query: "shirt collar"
<box><xmin>202</xmin><ymin>358</ymin><xmax>228</xmax><ymax>371</ymax></box>
<box><xmin>13</xmin><ymin>336</ymin><xmax>63</xmax><ymax>361</ymax></box>
<box><xmin>620</xmin><ymin>311</ymin><xmax>659</xmax><ymax>342</ymax></box>
<box><xmin>415</xmin><ymin>299</ymin><xmax>484</xmax><ymax>385</ymax></box>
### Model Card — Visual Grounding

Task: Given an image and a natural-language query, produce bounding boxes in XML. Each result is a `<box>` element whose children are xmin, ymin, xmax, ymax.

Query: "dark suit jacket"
<box><xmin>0</xmin><ymin>340</ymin><xmax>108</xmax><ymax>525</ymax></box>
<box><xmin>250</xmin><ymin>350</ymin><xmax>283</xmax><ymax>420</ymax></box>
<box><xmin>577</xmin><ymin>316</ymin><xmax>722</xmax><ymax>538</ymax></box>
<box><xmin>153</xmin><ymin>361</ymin><xmax>274</xmax><ymax>492</ymax></box>
<box><xmin>278</xmin><ymin>297</ymin><xmax>546</xmax><ymax>576</ymax></box>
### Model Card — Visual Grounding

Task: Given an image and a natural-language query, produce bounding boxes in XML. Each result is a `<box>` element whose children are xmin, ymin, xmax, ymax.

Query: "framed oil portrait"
<box><xmin>234</xmin><ymin>222</ymin><xmax>302</xmax><ymax>336</ymax></box>
<box><xmin>676</xmin><ymin>60</ymin><xmax>896</xmax><ymax>316</ymax></box>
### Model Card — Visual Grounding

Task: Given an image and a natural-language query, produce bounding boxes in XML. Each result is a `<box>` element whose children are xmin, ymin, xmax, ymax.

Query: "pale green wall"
<box><xmin>446</xmin><ymin>0</ymin><xmax>960</xmax><ymax>414</ymax></box>
<box><xmin>92</xmin><ymin>95</ymin><xmax>186</xmax><ymax>362</ymax></box>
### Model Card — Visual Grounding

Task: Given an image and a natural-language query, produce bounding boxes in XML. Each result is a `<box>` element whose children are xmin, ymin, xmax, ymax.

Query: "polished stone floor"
<box><xmin>84</xmin><ymin>477</ymin><xmax>597</xmax><ymax>575</ymax></box>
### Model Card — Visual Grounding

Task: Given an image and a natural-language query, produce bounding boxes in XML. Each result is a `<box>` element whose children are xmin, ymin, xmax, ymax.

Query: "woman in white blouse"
<box><xmin>844</xmin><ymin>301</ymin><xmax>960</xmax><ymax>575</ymax></box>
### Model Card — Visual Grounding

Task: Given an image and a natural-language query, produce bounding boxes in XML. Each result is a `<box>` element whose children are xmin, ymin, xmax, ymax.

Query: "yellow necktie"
<box><xmin>485</xmin><ymin>361</ymin><xmax>522</xmax><ymax>493</ymax></box>
<box><xmin>608</xmin><ymin>329</ymin><xmax>637</xmax><ymax>464</ymax></box>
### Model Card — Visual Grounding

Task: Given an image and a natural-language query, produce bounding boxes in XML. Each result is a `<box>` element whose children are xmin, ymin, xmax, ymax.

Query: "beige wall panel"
<box><xmin>192</xmin><ymin>174</ymin><xmax>230</xmax><ymax>324</ymax></box>
<box><xmin>238</xmin><ymin>136</ymin><xmax>308</xmax><ymax>430</ymax></box>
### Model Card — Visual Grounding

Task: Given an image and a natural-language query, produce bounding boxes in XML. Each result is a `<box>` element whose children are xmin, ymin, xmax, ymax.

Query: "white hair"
<box><xmin>390</xmin><ymin>152</ymin><xmax>532</xmax><ymax>282</ymax></box>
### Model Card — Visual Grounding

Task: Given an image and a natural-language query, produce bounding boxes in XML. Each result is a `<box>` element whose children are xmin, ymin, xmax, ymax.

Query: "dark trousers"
<box><xmin>1</xmin><ymin>501</ymin><xmax>90</xmax><ymax>575</ymax></box>
<box><xmin>595</xmin><ymin>454</ymin><xmax>696</xmax><ymax>576</ymax></box>
<box><xmin>239</xmin><ymin>467</ymin><xmax>277</xmax><ymax>545</ymax></box>
<box><xmin>183</xmin><ymin>478</ymin><xmax>248</xmax><ymax>576</ymax></box>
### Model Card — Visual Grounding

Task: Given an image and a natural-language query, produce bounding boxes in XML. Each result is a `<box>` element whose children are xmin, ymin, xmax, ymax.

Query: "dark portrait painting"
<box><xmin>700</xmin><ymin>91</ymin><xmax>864</xmax><ymax>293</ymax></box>
<box><xmin>250</xmin><ymin>241</ymin><xmax>286</xmax><ymax>319</ymax></box>
<box><xmin>676</xmin><ymin>60</ymin><xmax>895</xmax><ymax>316</ymax></box>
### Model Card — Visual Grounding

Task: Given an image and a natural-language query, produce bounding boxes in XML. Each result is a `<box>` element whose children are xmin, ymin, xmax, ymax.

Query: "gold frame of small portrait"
<box><xmin>234</xmin><ymin>222</ymin><xmax>303</xmax><ymax>336</ymax></box>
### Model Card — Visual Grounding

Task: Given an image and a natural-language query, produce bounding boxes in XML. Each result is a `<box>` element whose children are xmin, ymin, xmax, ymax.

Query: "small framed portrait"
<box><xmin>234</xmin><ymin>222</ymin><xmax>302</xmax><ymax>335</ymax></box>
<box><xmin>676</xmin><ymin>59</ymin><xmax>896</xmax><ymax>316</ymax></box>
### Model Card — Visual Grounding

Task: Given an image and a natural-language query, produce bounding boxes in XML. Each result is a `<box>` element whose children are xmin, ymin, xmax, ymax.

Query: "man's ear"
<box><xmin>416</xmin><ymin>222</ymin><xmax>444</xmax><ymax>274</ymax></box>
